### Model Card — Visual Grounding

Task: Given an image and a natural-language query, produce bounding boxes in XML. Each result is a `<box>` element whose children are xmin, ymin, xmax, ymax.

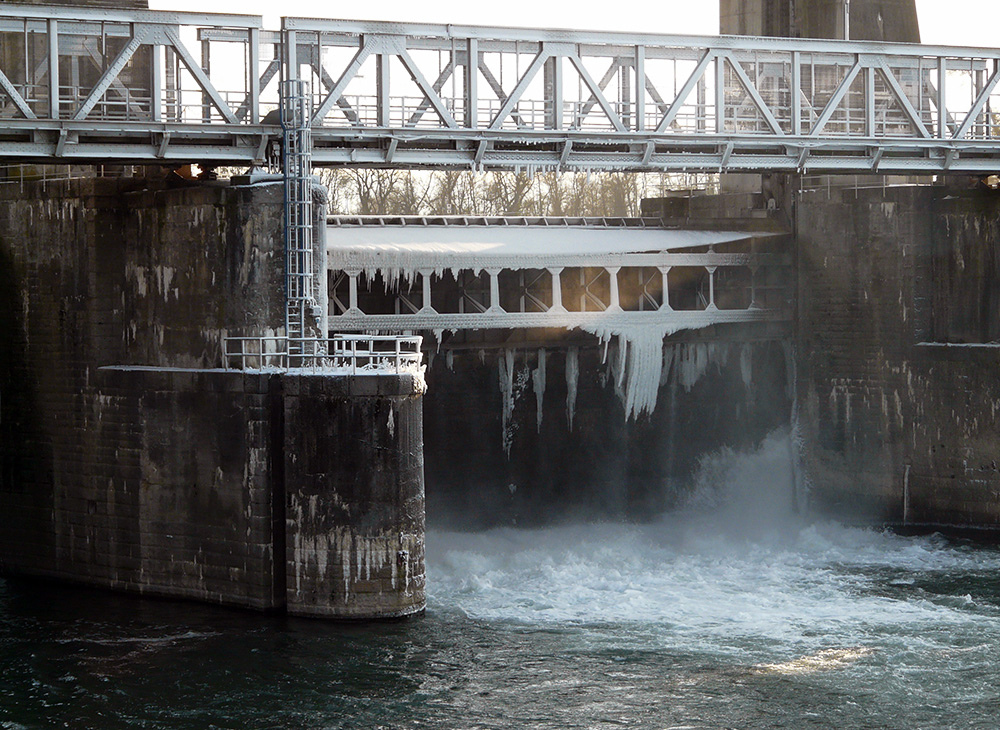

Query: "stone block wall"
<box><xmin>284</xmin><ymin>374</ymin><xmax>425</xmax><ymax>619</ymax></box>
<box><xmin>796</xmin><ymin>184</ymin><xmax>1000</xmax><ymax>528</ymax></box>
<box><xmin>0</xmin><ymin>176</ymin><xmax>426</xmax><ymax>617</ymax></box>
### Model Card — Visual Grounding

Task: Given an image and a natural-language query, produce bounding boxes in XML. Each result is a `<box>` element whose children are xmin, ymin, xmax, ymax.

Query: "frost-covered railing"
<box><xmin>223</xmin><ymin>334</ymin><xmax>424</xmax><ymax>373</ymax></box>
<box><xmin>329</xmin><ymin>335</ymin><xmax>424</xmax><ymax>374</ymax></box>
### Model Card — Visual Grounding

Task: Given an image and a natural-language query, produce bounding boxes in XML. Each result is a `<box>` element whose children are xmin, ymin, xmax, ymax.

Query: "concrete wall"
<box><xmin>0</xmin><ymin>176</ymin><xmax>426</xmax><ymax>618</ymax></box>
<box><xmin>424</xmin><ymin>336</ymin><xmax>792</xmax><ymax>528</ymax></box>
<box><xmin>284</xmin><ymin>375</ymin><xmax>425</xmax><ymax>618</ymax></box>
<box><xmin>796</xmin><ymin>184</ymin><xmax>1000</xmax><ymax>528</ymax></box>
<box><xmin>721</xmin><ymin>0</ymin><xmax>919</xmax><ymax>42</ymax></box>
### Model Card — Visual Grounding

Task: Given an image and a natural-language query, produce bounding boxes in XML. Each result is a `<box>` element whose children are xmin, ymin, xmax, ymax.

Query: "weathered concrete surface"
<box><xmin>0</xmin><ymin>176</ymin><xmax>426</xmax><ymax>618</ymax></box>
<box><xmin>721</xmin><ymin>0</ymin><xmax>919</xmax><ymax>42</ymax></box>
<box><xmin>797</xmin><ymin>184</ymin><xmax>1000</xmax><ymax>528</ymax></box>
<box><xmin>424</xmin><ymin>335</ymin><xmax>792</xmax><ymax>527</ymax></box>
<box><xmin>0</xmin><ymin>177</ymin><xmax>287</xmax><ymax>607</ymax></box>
<box><xmin>284</xmin><ymin>374</ymin><xmax>425</xmax><ymax>618</ymax></box>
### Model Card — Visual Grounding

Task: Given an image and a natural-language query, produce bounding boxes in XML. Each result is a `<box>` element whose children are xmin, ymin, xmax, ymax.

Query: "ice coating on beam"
<box><xmin>328</xmin><ymin>224</ymin><xmax>762</xmax><ymax>286</ymax></box>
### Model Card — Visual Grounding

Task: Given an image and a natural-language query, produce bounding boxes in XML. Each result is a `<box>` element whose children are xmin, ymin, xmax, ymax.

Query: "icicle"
<box><xmin>498</xmin><ymin>349</ymin><xmax>516</xmax><ymax>455</ymax></box>
<box><xmin>660</xmin><ymin>343</ymin><xmax>677</xmax><ymax>386</ymax></box>
<box><xmin>532</xmin><ymin>348</ymin><xmax>547</xmax><ymax>432</ymax></box>
<box><xmin>614</xmin><ymin>335</ymin><xmax>628</xmax><ymax>392</ymax></box>
<box><xmin>581</xmin><ymin>324</ymin><xmax>681</xmax><ymax>420</ymax></box>
<box><xmin>565</xmin><ymin>346</ymin><xmax>579</xmax><ymax>432</ymax></box>
<box><xmin>446</xmin><ymin>350</ymin><xmax>454</xmax><ymax>371</ymax></box>
<box><xmin>631</xmin><ymin>334</ymin><xmax>666</xmax><ymax>418</ymax></box>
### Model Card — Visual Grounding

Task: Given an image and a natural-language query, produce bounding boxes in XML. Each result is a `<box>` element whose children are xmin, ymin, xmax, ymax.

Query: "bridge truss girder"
<box><xmin>328</xmin><ymin>229</ymin><xmax>792</xmax><ymax>335</ymax></box>
<box><xmin>2</xmin><ymin>6</ymin><xmax>1000</xmax><ymax>173</ymax></box>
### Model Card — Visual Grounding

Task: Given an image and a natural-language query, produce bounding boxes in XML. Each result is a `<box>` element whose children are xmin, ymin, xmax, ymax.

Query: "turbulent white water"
<box><xmin>5</xmin><ymin>429</ymin><xmax>1000</xmax><ymax>728</ymax></box>
<box><xmin>426</xmin><ymin>429</ymin><xmax>1000</xmax><ymax>670</ymax></box>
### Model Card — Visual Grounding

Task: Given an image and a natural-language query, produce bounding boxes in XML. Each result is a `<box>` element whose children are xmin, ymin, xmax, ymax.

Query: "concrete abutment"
<box><xmin>5</xmin><ymin>168</ymin><xmax>1000</xmax><ymax>616</ymax></box>
<box><xmin>0</xmin><ymin>175</ymin><xmax>425</xmax><ymax>618</ymax></box>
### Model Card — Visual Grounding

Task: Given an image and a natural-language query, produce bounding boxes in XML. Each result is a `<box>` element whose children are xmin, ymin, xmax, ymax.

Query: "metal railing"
<box><xmin>329</xmin><ymin>335</ymin><xmax>424</xmax><ymax>374</ymax></box>
<box><xmin>223</xmin><ymin>334</ymin><xmax>424</xmax><ymax>374</ymax></box>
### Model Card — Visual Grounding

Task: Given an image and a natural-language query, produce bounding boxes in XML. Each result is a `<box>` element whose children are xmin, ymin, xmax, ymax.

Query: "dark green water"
<box><xmin>3</xmin><ymin>436</ymin><xmax>1000</xmax><ymax>728</ymax></box>
<box><xmin>3</xmin><ymin>522</ymin><xmax>1000</xmax><ymax>729</ymax></box>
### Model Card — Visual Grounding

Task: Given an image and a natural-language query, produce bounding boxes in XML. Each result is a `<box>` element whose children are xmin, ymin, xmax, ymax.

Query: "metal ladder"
<box><xmin>280</xmin><ymin>79</ymin><xmax>318</xmax><ymax>365</ymax></box>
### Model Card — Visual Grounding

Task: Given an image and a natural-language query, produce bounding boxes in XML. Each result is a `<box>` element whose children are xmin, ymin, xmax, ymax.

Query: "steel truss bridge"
<box><xmin>3</xmin><ymin>4</ymin><xmax>1000</xmax><ymax>174</ymax></box>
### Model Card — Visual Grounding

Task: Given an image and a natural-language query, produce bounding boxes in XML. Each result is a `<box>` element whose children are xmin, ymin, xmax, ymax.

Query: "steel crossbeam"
<box><xmin>0</xmin><ymin>4</ymin><xmax>268</xmax><ymax>163</ymax></box>
<box><xmin>3</xmin><ymin>5</ymin><xmax>1000</xmax><ymax>173</ymax></box>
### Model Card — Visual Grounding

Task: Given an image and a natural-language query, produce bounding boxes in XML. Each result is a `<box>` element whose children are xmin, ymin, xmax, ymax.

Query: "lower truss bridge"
<box><xmin>326</xmin><ymin>215</ymin><xmax>791</xmax><ymax>415</ymax></box>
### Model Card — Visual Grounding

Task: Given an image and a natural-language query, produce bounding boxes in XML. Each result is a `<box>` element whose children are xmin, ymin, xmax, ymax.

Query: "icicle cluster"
<box><xmin>584</xmin><ymin>324</ymin><xmax>683</xmax><ymax>420</ymax></box>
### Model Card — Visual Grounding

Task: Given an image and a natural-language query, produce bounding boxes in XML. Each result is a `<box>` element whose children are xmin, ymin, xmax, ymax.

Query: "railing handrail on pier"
<box><xmin>224</xmin><ymin>334</ymin><xmax>424</xmax><ymax>374</ymax></box>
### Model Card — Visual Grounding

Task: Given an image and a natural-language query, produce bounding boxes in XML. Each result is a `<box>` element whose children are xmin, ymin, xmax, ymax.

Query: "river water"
<box><xmin>2</xmin><ymin>432</ymin><xmax>1000</xmax><ymax>729</ymax></box>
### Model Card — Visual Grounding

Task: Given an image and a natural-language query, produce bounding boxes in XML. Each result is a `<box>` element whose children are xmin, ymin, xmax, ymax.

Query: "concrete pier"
<box><xmin>796</xmin><ymin>184</ymin><xmax>1000</xmax><ymax>529</ymax></box>
<box><xmin>0</xmin><ymin>175</ymin><xmax>425</xmax><ymax>618</ymax></box>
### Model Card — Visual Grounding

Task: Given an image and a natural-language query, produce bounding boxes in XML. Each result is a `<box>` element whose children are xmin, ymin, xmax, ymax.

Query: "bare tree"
<box><xmin>387</xmin><ymin>171</ymin><xmax>433</xmax><ymax>215</ymax></box>
<box><xmin>350</xmin><ymin>169</ymin><xmax>403</xmax><ymax>214</ymax></box>
<box><xmin>307</xmin><ymin>166</ymin><xmax>718</xmax><ymax>217</ymax></box>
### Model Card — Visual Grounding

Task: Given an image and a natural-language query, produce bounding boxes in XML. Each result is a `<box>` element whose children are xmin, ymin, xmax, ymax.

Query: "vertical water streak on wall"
<box><xmin>532</xmin><ymin>348</ymin><xmax>546</xmax><ymax>432</ymax></box>
<box><xmin>565</xmin><ymin>346</ymin><xmax>579</xmax><ymax>432</ymax></box>
<box><xmin>740</xmin><ymin>343</ymin><xmax>753</xmax><ymax>391</ymax></box>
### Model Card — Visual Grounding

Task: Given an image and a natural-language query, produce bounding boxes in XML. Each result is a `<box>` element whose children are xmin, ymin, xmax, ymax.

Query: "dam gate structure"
<box><xmin>3</xmin><ymin>0</ymin><xmax>1000</xmax><ymax>618</ymax></box>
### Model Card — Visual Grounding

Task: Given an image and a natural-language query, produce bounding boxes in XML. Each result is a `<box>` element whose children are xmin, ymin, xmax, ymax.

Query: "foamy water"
<box><xmin>426</xmin><ymin>428</ymin><xmax>1000</xmax><ymax>720</ymax></box>
<box><xmin>3</xmin><ymin>429</ymin><xmax>1000</xmax><ymax>728</ymax></box>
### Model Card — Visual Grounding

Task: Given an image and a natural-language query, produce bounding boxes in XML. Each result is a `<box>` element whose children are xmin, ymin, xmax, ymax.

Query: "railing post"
<box><xmin>706</xmin><ymin>266</ymin><xmax>717</xmax><ymax>311</ymax></box>
<box><xmin>486</xmin><ymin>268</ymin><xmax>502</xmax><ymax>313</ymax></box>
<box><xmin>201</xmin><ymin>36</ymin><xmax>211</xmax><ymax>123</ymax></box>
<box><xmin>249</xmin><ymin>27</ymin><xmax>261</xmax><ymax>123</ymax></box>
<box><xmin>791</xmin><ymin>51</ymin><xmax>801</xmax><ymax>136</ymax></box>
<box><xmin>549</xmin><ymin>267</ymin><xmax>565</xmax><ymax>312</ymax></box>
<box><xmin>47</xmin><ymin>19</ymin><xmax>59</xmax><ymax>119</ymax></box>
<box><xmin>659</xmin><ymin>266</ymin><xmax>672</xmax><ymax>311</ymax></box>
<box><xmin>714</xmin><ymin>53</ymin><xmax>725</xmax><ymax>134</ymax></box>
<box><xmin>419</xmin><ymin>269</ymin><xmax>435</xmax><ymax>313</ymax></box>
<box><xmin>607</xmin><ymin>266</ymin><xmax>621</xmax><ymax>311</ymax></box>
<box><xmin>937</xmin><ymin>56</ymin><xmax>947</xmax><ymax>139</ymax></box>
<box><xmin>346</xmin><ymin>269</ymin><xmax>360</xmax><ymax>312</ymax></box>
<box><xmin>635</xmin><ymin>45</ymin><xmax>645</xmax><ymax>132</ymax></box>
<box><xmin>465</xmin><ymin>38</ymin><xmax>478</xmax><ymax>128</ymax></box>
<box><xmin>151</xmin><ymin>44</ymin><xmax>162</xmax><ymax>122</ymax></box>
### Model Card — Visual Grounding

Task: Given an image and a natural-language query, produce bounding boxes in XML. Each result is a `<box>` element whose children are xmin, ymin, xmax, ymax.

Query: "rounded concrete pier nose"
<box><xmin>283</xmin><ymin>373</ymin><xmax>426</xmax><ymax>619</ymax></box>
